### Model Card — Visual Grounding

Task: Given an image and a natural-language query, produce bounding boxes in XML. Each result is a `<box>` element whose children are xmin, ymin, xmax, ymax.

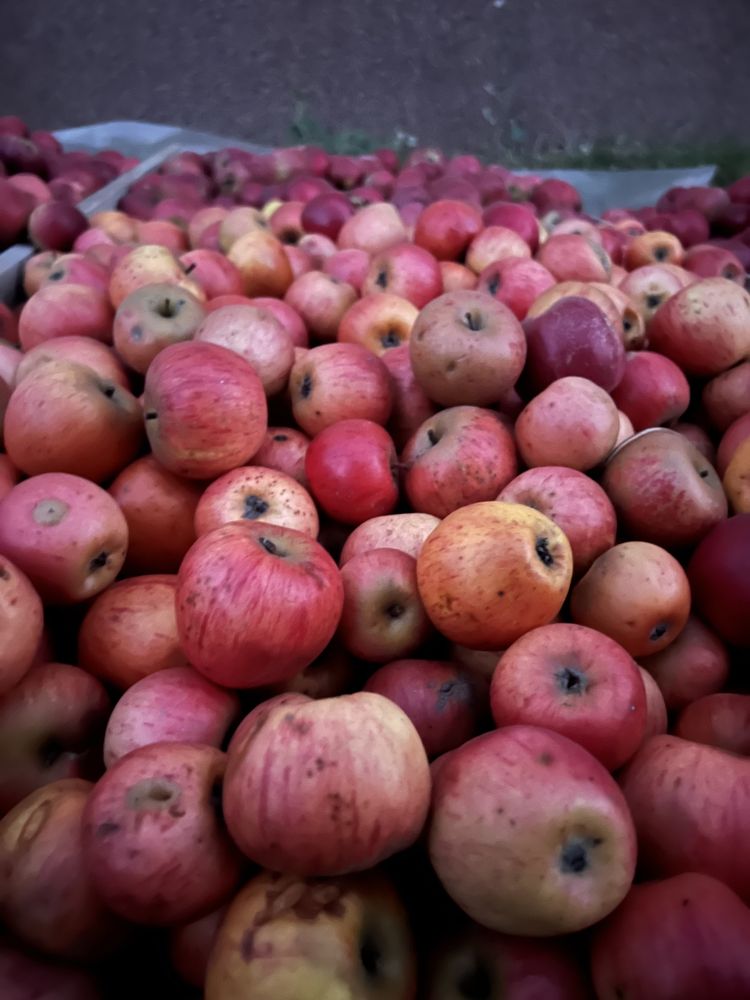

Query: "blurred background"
<box><xmin>2</xmin><ymin>0</ymin><xmax>749</xmax><ymax>175</ymax></box>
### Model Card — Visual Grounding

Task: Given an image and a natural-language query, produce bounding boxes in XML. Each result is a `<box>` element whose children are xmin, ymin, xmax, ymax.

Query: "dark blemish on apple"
<box><xmin>646</xmin><ymin>293</ymin><xmax>663</xmax><ymax>310</ymax></box>
<box><xmin>538</xmin><ymin>751</ymin><xmax>554</xmax><ymax>766</ymax></box>
<box><xmin>101</xmin><ymin>383</ymin><xmax>116</xmax><ymax>399</ymax></box>
<box><xmin>0</xmin><ymin>565</ymin><xmax>9</xmax><ymax>581</ymax></box>
<box><xmin>496</xmin><ymin>590</ymin><xmax>505</xmax><ymax>597</ymax></box>
<box><xmin>315</xmin><ymin>757</ymin><xmax>327</xmax><ymax>771</ymax></box>
<box><xmin>183</xmin><ymin>262</ymin><xmax>197</xmax><ymax>275</ymax></box>
<box><xmin>446</xmin><ymin>360</ymin><xmax>457</xmax><ymax>372</ymax></box>
<box><xmin>555</xmin><ymin>666</ymin><xmax>588</xmax><ymax>696</ymax></box>
<box><xmin>273</xmin><ymin>433</ymin><xmax>288</xmax><ymax>442</ymax></box>
<box><xmin>535</xmin><ymin>537</ymin><xmax>554</xmax><ymax>567</ymax></box>
<box><xmin>380</xmin><ymin>328</ymin><xmax>400</xmax><ymax>349</ymax></box>
<box><xmin>653</xmin><ymin>246</ymin><xmax>669</xmax><ymax>262</ymax></box>
<box><xmin>96</xmin><ymin>821</ymin><xmax>121</xmax><ymax>837</ymax></box>
<box><xmin>89</xmin><ymin>551</ymin><xmax>110</xmax><ymax>573</ymax></box>
<box><xmin>427</xmin><ymin>428</ymin><xmax>440</xmax><ymax>446</ymax></box>
<box><xmin>487</xmin><ymin>273</ymin><xmax>500</xmax><ymax>296</ymax></box>
<box><xmin>375</xmin><ymin>269</ymin><xmax>388</xmax><ymax>289</ymax></box>
<box><xmin>456</xmin><ymin>955</ymin><xmax>492</xmax><ymax>1000</ymax></box>
<box><xmin>258</xmin><ymin>536</ymin><xmax>282</xmax><ymax>556</ymax></box>
<box><xmin>496</xmin><ymin>807</ymin><xmax>504</xmax><ymax>814</ymax></box>
<box><xmin>293</xmin><ymin>887</ymin><xmax>345</xmax><ymax>921</ymax></box>
<box><xmin>673</xmin><ymin>776</ymin><xmax>683</xmax><ymax>789</ymax></box>
<box><xmin>145</xmin><ymin>410</ymin><xmax>158</xmax><ymax>421</ymax></box>
<box><xmin>359</xmin><ymin>930</ymin><xmax>383</xmax><ymax>980</ymax></box>
<box><xmin>284</xmin><ymin>713</ymin><xmax>312</xmax><ymax>735</ymax></box>
<box><xmin>698</xmin><ymin>469</ymin><xmax>709</xmax><ymax>478</ymax></box>
<box><xmin>243</xmin><ymin>495</ymin><xmax>269</xmax><ymax>519</ymax></box>
<box><xmin>240</xmin><ymin>927</ymin><xmax>256</xmax><ymax>961</ymax></box>
<box><xmin>649</xmin><ymin>623</ymin><xmax>668</xmax><ymax>642</ymax></box>
<box><xmin>130</xmin><ymin>324</ymin><xmax>143</xmax><ymax>342</ymax></box>
<box><xmin>299</xmin><ymin>372</ymin><xmax>313</xmax><ymax>398</ymax></box>
<box><xmin>385</xmin><ymin>602</ymin><xmax>405</xmax><ymax>619</ymax></box>
<box><xmin>681</xmin><ymin>898</ymin><xmax>690</xmax><ymax>906</ymax></box>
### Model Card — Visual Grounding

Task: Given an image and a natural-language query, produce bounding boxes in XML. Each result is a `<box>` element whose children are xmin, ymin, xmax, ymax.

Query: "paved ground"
<box><xmin>1</xmin><ymin>0</ymin><xmax>748</xmax><ymax>160</ymax></box>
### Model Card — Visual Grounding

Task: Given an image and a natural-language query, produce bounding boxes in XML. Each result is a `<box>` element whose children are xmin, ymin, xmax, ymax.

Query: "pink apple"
<box><xmin>323</xmin><ymin>247</ymin><xmax>371</xmax><ymax>291</ymax></box>
<box><xmin>339</xmin><ymin>512</ymin><xmax>440</xmax><ymax>566</ymax></box>
<box><xmin>14</xmin><ymin>335</ymin><xmax>129</xmax><ymax>389</ymax></box>
<box><xmin>414</xmin><ymin>199</ymin><xmax>483</xmax><ymax>260</ymax></box>
<box><xmin>337</xmin><ymin>202</ymin><xmax>407</xmax><ymax>255</ymax></box>
<box><xmin>537</xmin><ymin>234</ymin><xmax>611</xmax><ymax>283</ymax></box>
<box><xmin>194</xmin><ymin>465</ymin><xmax>319</xmax><ymax>537</ymax></box>
<box><xmin>250</xmin><ymin>426</ymin><xmax>310</xmax><ymax>485</ymax></box>
<box><xmin>179</xmin><ymin>248</ymin><xmax>244</xmax><ymax>299</ymax></box>
<box><xmin>18</xmin><ymin>284</ymin><xmax>114</xmax><ymax>351</ymax></box>
<box><xmin>380</xmin><ymin>342</ymin><xmax>438</xmax><ymax>448</ymax></box>
<box><xmin>195</xmin><ymin>303</ymin><xmax>294</xmax><ymax>396</ymax></box>
<box><xmin>338</xmin><ymin>292</ymin><xmax>418</xmax><ymax>355</ymax></box>
<box><xmin>477</xmin><ymin>255</ymin><xmax>556</xmax><ymax>320</ymax></box>
<box><xmin>0</xmin><ymin>556</ymin><xmax>43</xmax><ymax>696</ymax></box>
<box><xmin>362</xmin><ymin>242</ymin><xmax>442</xmax><ymax>307</ymax></box>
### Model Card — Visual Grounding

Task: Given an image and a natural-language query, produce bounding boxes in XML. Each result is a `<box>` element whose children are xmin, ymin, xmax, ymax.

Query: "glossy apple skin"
<box><xmin>338</xmin><ymin>548</ymin><xmax>432</xmax><ymax>662</ymax></box>
<box><xmin>362</xmin><ymin>242</ymin><xmax>442</xmax><ymax>308</ymax></box>
<box><xmin>498</xmin><ymin>466</ymin><xmax>616</xmax><ymax>575</ymax></box>
<box><xmin>409</xmin><ymin>290</ymin><xmax>526</xmax><ymax>407</ymax></box>
<box><xmin>18</xmin><ymin>284</ymin><xmax>114</xmax><ymax>351</ymax></box>
<box><xmin>429</xmin><ymin>725</ymin><xmax>636</xmax><ymax>935</ymax></box>
<box><xmin>289</xmin><ymin>342</ymin><xmax>393</xmax><ymax>436</ymax></box>
<box><xmin>571</xmin><ymin>542</ymin><xmax>690</xmax><ymax>658</ymax></box>
<box><xmin>591</xmin><ymin>873</ymin><xmax>750</xmax><ymax>1000</ymax></box>
<box><xmin>603</xmin><ymin>428</ymin><xmax>727</xmax><ymax>548</ymax></box>
<box><xmin>403</xmin><ymin>406</ymin><xmax>517</xmax><ymax>518</ymax></box>
<box><xmin>176</xmin><ymin>520</ymin><xmax>344</xmax><ymax>688</ymax></box>
<box><xmin>638</xmin><ymin>616</ymin><xmax>729</xmax><ymax>712</ymax></box>
<box><xmin>301</xmin><ymin>191</ymin><xmax>354</xmax><ymax>239</ymax></box>
<box><xmin>223</xmin><ymin>691</ymin><xmax>430</xmax><ymax>875</ymax></box>
<box><xmin>364</xmin><ymin>658</ymin><xmax>480</xmax><ymax>759</ymax></box>
<box><xmin>306</xmin><ymin>419</ymin><xmax>399</xmax><ymax>525</ymax></box>
<box><xmin>417</xmin><ymin>501</ymin><xmax>573</xmax><ymax>650</ymax></box>
<box><xmin>648</xmin><ymin>277</ymin><xmax>750</xmax><ymax>376</ymax></box>
<box><xmin>14</xmin><ymin>335</ymin><xmax>129</xmax><ymax>389</ymax></box>
<box><xmin>688</xmin><ymin>514</ymin><xmax>750</xmax><ymax>646</ymax></box>
<box><xmin>610</xmin><ymin>351</ymin><xmax>690</xmax><ymax>431</ymax></box>
<box><xmin>0</xmin><ymin>941</ymin><xmax>102</xmax><ymax>1000</ymax></box>
<box><xmin>426</xmin><ymin>924</ymin><xmax>588</xmax><ymax>1000</ymax></box>
<box><xmin>104</xmin><ymin>667</ymin><xmax>239</xmax><ymax>768</ymax></box>
<box><xmin>195</xmin><ymin>464</ymin><xmax>319</xmax><ymax>538</ymax></box>
<box><xmin>338</xmin><ymin>293</ymin><xmax>418</xmax><ymax>356</ymax></box>
<box><xmin>414</xmin><ymin>199</ymin><xmax>483</xmax><ymax>260</ymax></box>
<box><xmin>205</xmin><ymin>869</ymin><xmax>417</xmax><ymax>1000</ymax></box>
<box><xmin>620</xmin><ymin>735</ymin><xmax>750</xmax><ymax>899</ymax></box>
<box><xmin>0</xmin><ymin>663</ymin><xmax>110</xmax><ymax>814</ymax></box>
<box><xmin>340</xmin><ymin>512</ymin><xmax>440</xmax><ymax>566</ymax></box>
<box><xmin>381</xmin><ymin>343</ymin><xmax>437</xmax><ymax>449</ymax></box>
<box><xmin>82</xmin><ymin>742</ymin><xmax>243</xmax><ymax>925</ymax></box>
<box><xmin>0</xmin><ymin>472</ymin><xmax>128</xmax><ymax>604</ymax></box>
<box><xmin>78</xmin><ymin>575</ymin><xmax>188</xmax><ymax>689</ymax></box>
<box><xmin>108</xmin><ymin>455</ymin><xmax>201</xmax><ymax>574</ymax></box>
<box><xmin>491</xmin><ymin>623</ymin><xmax>646</xmax><ymax>770</ymax></box>
<box><xmin>4</xmin><ymin>360</ymin><xmax>143</xmax><ymax>482</ymax></box>
<box><xmin>477</xmin><ymin>256</ymin><xmax>555</xmax><ymax>320</ymax></box>
<box><xmin>0</xmin><ymin>556</ymin><xmax>43</xmax><ymax>696</ymax></box>
<box><xmin>143</xmin><ymin>340</ymin><xmax>268</xmax><ymax>479</ymax></box>
<box><xmin>515</xmin><ymin>376</ymin><xmax>619</xmax><ymax>471</ymax></box>
<box><xmin>522</xmin><ymin>297</ymin><xmax>626</xmax><ymax>392</ymax></box>
<box><xmin>0</xmin><ymin>779</ymin><xmax>126</xmax><ymax>960</ymax></box>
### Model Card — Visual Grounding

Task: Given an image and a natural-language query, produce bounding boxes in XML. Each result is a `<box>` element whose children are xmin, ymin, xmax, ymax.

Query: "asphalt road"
<box><xmin>1</xmin><ymin>0</ymin><xmax>748</xmax><ymax>160</ymax></box>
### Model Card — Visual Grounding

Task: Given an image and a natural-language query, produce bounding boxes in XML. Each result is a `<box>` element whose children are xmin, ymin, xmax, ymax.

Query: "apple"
<box><xmin>143</xmin><ymin>340</ymin><xmax>268</xmax><ymax>479</ymax></box>
<box><xmin>361</xmin><ymin>242</ymin><xmax>442</xmax><ymax>308</ymax></box>
<box><xmin>194</xmin><ymin>464</ymin><xmax>319</xmax><ymax>537</ymax></box>
<box><xmin>537</xmin><ymin>234</ymin><xmax>611</xmax><ymax>283</ymax></box>
<box><xmin>305</xmin><ymin>418</ymin><xmax>399</xmax><ymax>525</ymax></box>
<box><xmin>416</xmin><ymin>501</ymin><xmax>573</xmax><ymax>650</ymax></box>
<box><xmin>224</xmin><ymin>228</ymin><xmax>294</xmax><ymax>298</ymax></box>
<box><xmin>205</xmin><ymin>869</ymin><xmax>416</xmax><ymax>1000</ymax></box>
<box><xmin>179</xmin><ymin>246</ymin><xmax>241</xmax><ymax>301</ymax></box>
<box><xmin>610</xmin><ymin>351</ymin><xmax>690</xmax><ymax>431</ymax></box>
<box><xmin>377</xmin><ymin>344</ymin><xmax>435</xmax><ymax>450</ymax></box>
<box><xmin>571</xmin><ymin>541</ymin><xmax>690</xmax><ymax>657</ymax></box>
<box><xmin>620</xmin><ymin>734</ymin><xmax>750</xmax><ymax>898</ymax></box>
<box><xmin>477</xmin><ymin>256</ymin><xmax>555</xmax><ymax>320</ymax></box>
<box><xmin>0</xmin><ymin>178</ymin><xmax>34</xmax><ymax>244</ymax></box>
<box><xmin>4</xmin><ymin>360</ymin><xmax>143</xmax><ymax>482</ymax></box>
<box><xmin>18</xmin><ymin>283</ymin><xmax>114</xmax><ymax>351</ymax></box>
<box><xmin>591</xmin><ymin>872</ymin><xmax>750</xmax><ymax>1000</ymax></box>
<box><xmin>426</xmin><ymin>923</ymin><xmax>588</xmax><ymax>999</ymax></box>
<box><xmin>498</xmin><ymin>466</ymin><xmax>616</xmax><ymax>575</ymax></box>
<box><xmin>103</xmin><ymin>667</ymin><xmax>240</xmax><ymax>767</ymax></box>
<box><xmin>0</xmin><ymin>941</ymin><xmax>101</xmax><ymax>1000</ymax></box>
<box><xmin>603</xmin><ymin>428</ymin><xmax>726</xmax><ymax>548</ymax></box>
<box><xmin>337</xmin><ymin>202</ymin><xmax>407</xmax><ymax>255</ymax></box>
<box><xmin>323</xmin><ymin>248</ymin><xmax>371</xmax><ymax>291</ymax></box>
<box><xmin>339</xmin><ymin>512</ymin><xmax>440</xmax><ymax>566</ymax></box>
<box><xmin>531</xmin><ymin>178</ymin><xmax>581</xmax><ymax>215</ymax></box>
<box><xmin>638</xmin><ymin>615</ymin><xmax>729</xmax><ymax>711</ymax></box>
<box><xmin>0</xmin><ymin>779</ymin><xmax>126</xmax><ymax>959</ymax></box>
<box><xmin>108</xmin><ymin>454</ymin><xmax>202</xmax><ymax>574</ymax></box>
<box><xmin>250</xmin><ymin>295</ymin><xmax>309</xmax><ymax>347</ymax></box>
<box><xmin>188</xmin><ymin>205</ymin><xmax>228</xmax><ymax>248</ymax></box>
<box><xmin>647</xmin><ymin>277</ymin><xmax>750</xmax><ymax>376</ymax></box>
<box><xmin>90</xmin><ymin>209</ymin><xmax>138</xmax><ymax>243</ymax></box>
<box><xmin>0</xmin><ymin>662</ymin><xmax>110</xmax><ymax>814</ymax></box>
<box><xmin>724</xmin><ymin>435</ymin><xmax>750</xmax><ymax>512</ymax></box>
<box><xmin>440</xmin><ymin>261</ymin><xmax>478</xmax><ymax>292</ymax></box>
<box><xmin>619</xmin><ymin>262</ymin><xmax>693</xmax><ymax>322</ymax></box>
<box><xmin>702</xmin><ymin>360</ymin><xmax>750</xmax><ymax>431</ymax></box>
<box><xmin>218</xmin><ymin>206</ymin><xmax>268</xmax><ymax>252</ymax></box>
<box><xmin>109</xmin><ymin>244</ymin><xmax>202</xmax><ymax>308</ymax></box>
<box><xmin>176</xmin><ymin>520</ymin><xmax>344</xmax><ymax>687</ymax></box>
<box><xmin>414</xmin><ymin>199</ymin><xmax>483</xmax><ymax>260</ymax></box>
<box><xmin>717</xmin><ymin>412</ymin><xmax>750</xmax><ymax>475</ymax></box>
<box><xmin>284</xmin><ymin>243</ymin><xmax>314</xmax><ymax>278</ymax></box>
<box><xmin>673</xmin><ymin>420</ymin><xmax>715</xmax><ymax>462</ymax></box>
<box><xmin>337</xmin><ymin>548</ymin><xmax>432</xmax><ymax>662</ymax></box>
<box><xmin>364</xmin><ymin>658</ymin><xmax>480</xmax><ymax>759</ymax></box>
<box><xmin>526</xmin><ymin>281</ymin><xmax>623</xmax><ymax>337</ymax></box>
<box><xmin>623</xmin><ymin>229</ymin><xmax>685</xmax><ymax>269</ymax></box>
<box><xmin>301</xmin><ymin>192</ymin><xmax>354</xmax><ymax>239</ymax></box>
<box><xmin>14</xmin><ymin>335</ymin><xmax>129</xmax><ymax>389</ymax></box>
<box><xmin>429</xmin><ymin>725</ymin><xmax>636</xmax><ymax>935</ymax></box>
<box><xmin>466</xmin><ymin>227</ymin><xmax>532</xmax><ymax>278</ymax></box>
<box><xmin>78</xmin><ymin>574</ymin><xmax>187</xmax><ymax>689</ymax></box>
<box><xmin>0</xmin><ymin>556</ymin><xmax>43</xmax><ymax>696</ymax></box>
<box><xmin>289</xmin><ymin>342</ymin><xmax>393</xmax><ymax>435</ymax></box>
<box><xmin>402</xmin><ymin>405</ymin><xmax>517</xmax><ymax>518</ymax></box>
<box><xmin>522</xmin><ymin>296</ymin><xmax>626</xmax><ymax>392</ymax></box>
<box><xmin>688</xmin><ymin>514</ymin><xmax>750</xmax><ymax>646</ymax></box>
<box><xmin>272</xmin><ymin>640</ymin><xmax>355</xmax><ymax>700</ymax></box>
<box><xmin>269</xmin><ymin>200</ymin><xmax>305</xmax><ymax>243</ymax></box>
<box><xmin>40</xmin><ymin>252</ymin><xmax>109</xmax><ymax>292</ymax></box>
<box><xmin>338</xmin><ymin>292</ymin><xmax>418</xmax><ymax>355</ymax></box>
<box><xmin>297</xmin><ymin>232</ymin><xmax>338</xmax><ymax>267</ymax></box>
<box><xmin>637</xmin><ymin>665</ymin><xmax>668</xmax><ymax>742</ymax></box>
<box><xmin>684</xmin><ymin>242</ymin><xmax>746</xmax><ymax>282</ymax></box>
<box><xmin>0</xmin><ymin>472</ymin><xmax>128</xmax><ymax>603</ymax></box>
<box><xmin>112</xmin><ymin>281</ymin><xmax>206</xmax><ymax>373</ymax></box>
<box><xmin>590</xmin><ymin>281</ymin><xmax>646</xmax><ymax>348</ymax></box>
<box><xmin>223</xmin><ymin>691</ymin><xmax>430</xmax><ymax>874</ymax></box>
<box><xmin>409</xmin><ymin>290</ymin><xmax>526</xmax><ymax>407</ymax></box>
<box><xmin>483</xmin><ymin>201</ymin><xmax>540</xmax><ymax>251</ymax></box>
<box><xmin>195</xmin><ymin>303</ymin><xmax>295</xmax><ymax>396</ymax></box>
<box><xmin>170</xmin><ymin>904</ymin><xmax>228</xmax><ymax>990</ymax></box>
<box><xmin>284</xmin><ymin>271</ymin><xmax>357</xmax><ymax>342</ymax></box>
<box><xmin>0</xmin><ymin>454</ymin><xmax>19</xmax><ymax>502</ymax></box>
<box><xmin>491</xmin><ymin>622</ymin><xmax>646</xmax><ymax>770</ymax></box>
<box><xmin>515</xmin><ymin>376</ymin><xmax>619</xmax><ymax>471</ymax></box>
<box><xmin>81</xmin><ymin>741</ymin><xmax>243</xmax><ymax>925</ymax></box>
<box><xmin>250</xmin><ymin>426</ymin><xmax>310</xmax><ymax>485</ymax></box>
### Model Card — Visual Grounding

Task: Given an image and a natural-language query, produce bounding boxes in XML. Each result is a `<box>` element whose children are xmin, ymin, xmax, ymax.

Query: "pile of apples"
<box><xmin>0</xmin><ymin>115</ymin><xmax>138</xmax><ymax>252</ymax></box>
<box><xmin>0</xmin><ymin>136</ymin><xmax>749</xmax><ymax>1000</ymax></box>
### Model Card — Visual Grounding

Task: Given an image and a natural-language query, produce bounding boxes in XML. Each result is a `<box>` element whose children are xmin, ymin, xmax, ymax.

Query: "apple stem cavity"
<box><xmin>88</xmin><ymin>550</ymin><xmax>110</xmax><ymax>573</ymax></box>
<box><xmin>359</xmin><ymin>931</ymin><xmax>382</xmax><ymax>980</ymax></box>
<box><xmin>380</xmin><ymin>328</ymin><xmax>401</xmax><ymax>349</ymax></box>
<box><xmin>462</xmin><ymin>310</ymin><xmax>483</xmax><ymax>332</ymax></box>
<box><xmin>649</xmin><ymin>622</ymin><xmax>668</xmax><ymax>642</ymax></box>
<box><xmin>560</xmin><ymin>835</ymin><xmax>602</xmax><ymax>875</ymax></box>
<box><xmin>555</xmin><ymin>666</ymin><xmax>588</xmax><ymax>695</ymax></box>
<box><xmin>242</xmin><ymin>494</ymin><xmax>270</xmax><ymax>519</ymax></box>
<box><xmin>258</xmin><ymin>536</ymin><xmax>284</xmax><ymax>557</ymax></box>
<box><xmin>535</xmin><ymin>537</ymin><xmax>555</xmax><ymax>567</ymax></box>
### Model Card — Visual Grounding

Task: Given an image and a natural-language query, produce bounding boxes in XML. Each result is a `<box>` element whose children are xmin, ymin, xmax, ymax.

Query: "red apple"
<box><xmin>483</xmin><ymin>200</ymin><xmax>540</xmax><ymax>250</ymax></box>
<box><xmin>178</xmin><ymin>248</ymin><xmax>244</xmax><ymax>300</ymax></box>
<box><xmin>301</xmin><ymin>192</ymin><xmax>354</xmax><ymax>239</ymax></box>
<box><xmin>498</xmin><ymin>466</ymin><xmax>617</xmax><ymax>575</ymax></box>
<box><xmin>684</xmin><ymin>242</ymin><xmax>746</xmax><ymax>282</ymax></box>
<box><xmin>14</xmin><ymin>335</ymin><xmax>129</xmax><ymax>389</ymax></box>
<box><xmin>0</xmin><ymin>179</ymin><xmax>34</xmax><ymax>244</ymax></box>
<box><xmin>223</xmin><ymin>691</ymin><xmax>430</xmax><ymax>874</ymax></box>
<box><xmin>610</xmin><ymin>351</ymin><xmax>689</xmax><ymax>431</ymax></box>
<box><xmin>340</xmin><ymin>511</ymin><xmax>440</xmax><ymax>565</ymax></box>
<box><xmin>440</xmin><ymin>260</ymin><xmax>479</xmax><ymax>292</ymax></box>
<box><xmin>414</xmin><ymin>200</ymin><xmax>483</xmax><ymax>260</ymax></box>
<box><xmin>0</xmin><ymin>472</ymin><xmax>128</xmax><ymax>603</ymax></box>
<box><xmin>225</xmin><ymin>229</ymin><xmax>294</xmax><ymax>298</ymax></box>
<box><xmin>176</xmin><ymin>520</ymin><xmax>344</xmax><ymax>687</ymax></box>
<box><xmin>323</xmin><ymin>247</ymin><xmax>371</xmax><ymax>291</ymax></box>
<box><xmin>687</xmin><ymin>514</ymin><xmax>750</xmax><ymax>646</ymax></box>
<box><xmin>337</xmin><ymin>202</ymin><xmax>407</xmax><ymax>255</ymax></box>
<box><xmin>466</xmin><ymin>225</ymin><xmax>531</xmax><ymax>273</ymax></box>
<box><xmin>381</xmin><ymin>341</ymin><xmax>438</xmax><ymax>448</ymax></box>
<box><xmin>338</xmin><ymin>292</ymin><xmax>418</xmax><ymax>355</ymax></box>
<box><xmin>40</xmin><ymin>252</ymin><xmax>109</xmax><ymax>292</ymax></box>
<box><xmin>429</xmin><ymin>725</ymin><xmax>636</xmax><ymax>934</ymax></box>
<box><xmin>18</xmin><ymin>283</ymin><xmax>114</xmax><ymax>351</ymax></box>
<box><xmin>0</xmin><ymin>555</ymin><xmax>43</xmax><ymax>696</ymax></box>
<box><xmin>283</xmin><ymin>271</ymin><xmax>357</xmax><ymax>342</ymax></box>
<box><xmin>537</xmin><ymin>234</ymin><xmax>611</xmax><ymax>283</ymax></box>
<box><xmin>362</xmin><ymin>242</ymin><xmax>443</xmax><ymax>307</ymax></box>
<box><xmin>402</xmin><ymin>405</ymin><xmax>517</xmax><ymax>518</ymax></box>
<box><xmin>702</xmin><ymin>360</ymin><xmax>750</xmax><ymax>431</ymax></box>
<box><xmin>477</xmin><ymin>255</ymin><xmax>556</xmax><ymax>320</ymax></box>
<box><xmin>250</xmin><ymin>426</ymin><xmax>310</xmax><ymax>485</ymax></box>
<box><xmin>109</xmin><ymin>244</ymin><xmax>202</xmax><ymax>308</ymax></box>
<box><xmin>195</xmin><ymin>303</ymin><xmax>294</xmax><ymax>396</ymax></box>
<box><xmin>638</xmin><ymin>615</ymin><xmax>729</xmax><ymax>711</ymax></box>
<box><xmin>194</xmin><ymin>464</ymin><xmax>318</xmax><ymax>537</ymax></box>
